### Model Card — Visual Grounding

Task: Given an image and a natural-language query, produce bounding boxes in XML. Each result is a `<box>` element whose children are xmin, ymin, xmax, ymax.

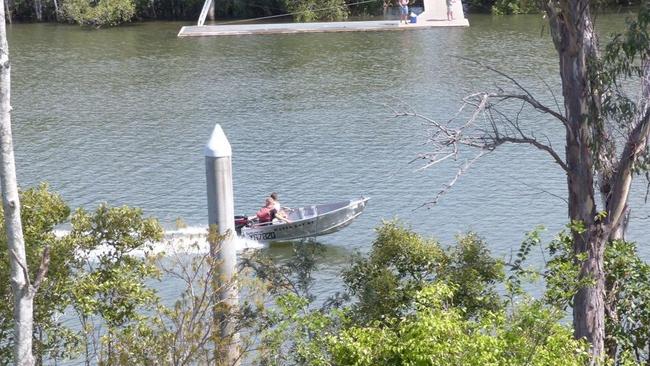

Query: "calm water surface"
<box><xmin>7</xmin><ymin>14</ymin><xmax>650</xmax><ymax>303</ymax></box>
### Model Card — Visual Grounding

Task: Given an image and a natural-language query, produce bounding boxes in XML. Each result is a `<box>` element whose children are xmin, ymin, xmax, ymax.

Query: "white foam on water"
<box><xmin>164</xmin><ymin>226</ymin><xmax>267</xmax><ymax>252</ymax></box>
<box><xmin>235</xmin><ymin>236</ymin><xmax>268</xmax><ymax>250</ymax></box>
<box><xmin>52</xmin><ymin>226</ymin><xmax>265</xmax><ymax>261</ymax></box>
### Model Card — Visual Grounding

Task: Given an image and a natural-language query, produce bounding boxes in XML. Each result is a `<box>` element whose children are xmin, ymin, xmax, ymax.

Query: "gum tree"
<box><xmin>410</xmin><ymin>1</ymin><xmax>650</xmax><ymax>360</ymax></box>
<box><xmin>0</xmin><ymin>3</ymin><xmax>46</xmax><ymax>364</ymax></box>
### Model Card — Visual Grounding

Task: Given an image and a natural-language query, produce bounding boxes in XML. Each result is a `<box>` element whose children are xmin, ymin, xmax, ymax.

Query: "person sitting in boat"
<box><xmin>270</xmin><ymin>192</ymin><xmax>291</xmax><ymax>223</ymax></box>
<box><xmin>257</xmin><ymin>197</ymin><xmax>290</xmax><ymax>224</ymax></box>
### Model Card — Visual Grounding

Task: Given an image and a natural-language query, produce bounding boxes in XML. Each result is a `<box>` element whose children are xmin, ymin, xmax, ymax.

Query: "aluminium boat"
<box><xmin>235</xmin><ymin>197</ymin><xmax>369</xmax><ymax>242</ymax></box>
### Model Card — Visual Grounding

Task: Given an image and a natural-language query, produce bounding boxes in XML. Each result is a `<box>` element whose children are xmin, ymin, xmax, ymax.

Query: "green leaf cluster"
<box><xmin>329</xmin><ymin>284</ymin><xmax>589</xmax><ymax>366</ymax></box>
<box><xmin>0</xmin><ymin>184</ymin><xmax>73</xmax><ymax>363</ymax></box>
<box><xmin>66</xmin><ymin>204</ymin><xmax>163</xmax><ymax>363</ymax></box>
<box><xmin>343</xmin><ymin>221</ymin><xmax>504</xmax><ymax>323</ymax></box>
<box><xmin>505</xmin><ymin>223</ymin><xmax>650</xmax><ymax>365</ymax></box>
<box><xmin>249</xmin><ymin>221</ymin><xmax>589</xmax><ymax>366</ymax></box>
<box><xmin>603</xmin><ymin>240</ymin><xmax>650</xmax><ymax>364</ymax></box>
<box><xmin>61</xmin><ymin>0</ymin><xmax>136</xmax><ymax>27</ymax></box>
<box><xmin>0</xmin><ymin>185</ymin><xmax>163</xmax><ymax>364</ymax></box>
<box><xmin>490</xmin><ymin>0</ymin><xmax>537</xmax><ymax>15</ymax></box>
<box><xmin>283</xmin><ymin>0</ymin><xmax>348</xmax><ymax>22</ymax></box>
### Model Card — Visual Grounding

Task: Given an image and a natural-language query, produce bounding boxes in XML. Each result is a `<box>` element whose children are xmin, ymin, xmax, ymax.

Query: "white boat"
<box><xmin>236</xmin><ymin>197</ymin><xmax>369</xmax><ymax>242</ymax></box>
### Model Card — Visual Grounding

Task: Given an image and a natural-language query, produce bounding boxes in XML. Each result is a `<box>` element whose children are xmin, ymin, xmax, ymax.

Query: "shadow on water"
<box><xmin>261</xmin><ymin>239</ymin><xmax>357</xmax><ymax>263</ymax></box>
<box><xmin>239</xmin><ymin>239</ymin><xmax>362</xmax><ymax>301</ymax></box>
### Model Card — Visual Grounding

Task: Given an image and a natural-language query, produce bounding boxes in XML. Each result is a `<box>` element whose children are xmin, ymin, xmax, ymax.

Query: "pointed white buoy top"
<box><xmin>204</xmin><ymin>124</ymin><xmax>232</xmax><ymax>158</ymax></box>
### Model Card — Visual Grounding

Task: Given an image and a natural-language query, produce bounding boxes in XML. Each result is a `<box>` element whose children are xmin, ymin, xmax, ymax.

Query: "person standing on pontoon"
<box><xmin>446</xmin><ymin>0</ymin><xmax>455</xmax><ymax>20</ymax></box>
<box><xmin>398</xmin><ymin>0</ymin><xmax>409</xmax><ymax>24</ymax></box>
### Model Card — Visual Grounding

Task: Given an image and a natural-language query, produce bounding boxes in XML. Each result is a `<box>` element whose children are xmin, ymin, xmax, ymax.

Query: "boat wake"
<box><xmin>165</xmin><ymin>226</ymin><xmax>267</xmax><ymax>253</ymax></box>
<box><xmin>54</xmin><ymin>226</ymin><xmax>266</xmax><ymax>261</ymax></box>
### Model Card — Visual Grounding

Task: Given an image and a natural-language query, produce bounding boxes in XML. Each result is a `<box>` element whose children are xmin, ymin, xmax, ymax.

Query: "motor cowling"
<box><xmin>234</xmin><ymin>215</ymin><xmax>249</xmax><ymax>235</ymax></box>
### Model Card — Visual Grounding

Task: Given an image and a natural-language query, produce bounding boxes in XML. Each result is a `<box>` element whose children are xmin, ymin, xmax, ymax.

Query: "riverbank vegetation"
<box><xmin>406</xmin><ymin>0</ymin><xmax>650</xmax><ymax>360</ymax></box>
<box><xmin>4</xmin><ymin>0</ymin><xmax>643</xmax><ymax>25</ymax></box>
<box><xmin>1</xmin><ymin>0</ymin><xmax>650</xmax><ymax>365</ymax></box>
<box><xmin>3</xmin><ymin>192</ymin><xmax>650</xmax><ymax>365</ymax></box>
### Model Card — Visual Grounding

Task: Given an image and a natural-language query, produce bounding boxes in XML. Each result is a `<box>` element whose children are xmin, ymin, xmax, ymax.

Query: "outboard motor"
<box><xmin>234</xmin><ymin>215</ymin><xmax>249</xmax><ymax>235</ymax></box>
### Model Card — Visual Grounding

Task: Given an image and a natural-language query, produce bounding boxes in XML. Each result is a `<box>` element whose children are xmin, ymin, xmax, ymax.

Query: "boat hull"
<box><xmin>240</xmin><ymin>197</ymin><xmax>369</xmax><ymax>242</ymax></box>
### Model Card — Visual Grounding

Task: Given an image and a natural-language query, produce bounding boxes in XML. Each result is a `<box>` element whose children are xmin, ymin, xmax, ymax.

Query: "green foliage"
<box><xmin>442</xmin><ymin>231</ymin><xmax>505</xmax><ymax>315</ymax></box>
<box><xmin>347</xmin><ymin>0</ymin><xmax>383</xmax><ymax>16</ymax></box>
<box><xmin>66</xmin><ymin>204</ymin><xmax>163</xmax><ymax>363</ymax></box>
<box><xmin>506</xmin><ymin>223</ymin><xmax>650</xmax><ymax>365</ymax></box>
<box><xmin>258</xmin><ymin>292</ymin><xmax>338</xmax><ymax>366</ymax></box>
<box><xmin>603</xmin><ymin>2</ymin><xmax>650</xmax><ymax>82</ymax></box>
<box><xmin>5</xmin><ymin>0</ymin><xmax>646</xmax><ymax>22</ymax></box>
<box><xmin>543</xmin><ymin>228</ymin><xmax>584</xmax><ymax>308</ymax></box>
<box><xmin>491</xmin><ymin>0</ymin><xmax>537</xmax><ymax>15</ymax></box>
<box><xmin>343</xmin><ymin>221</ymin><xmax>504</xmax><ymax>323</ymax></box>
<box><xmin>283</xmin><ymin>0</ymin><xmax>348</xmax><ymax>22</ymax></box>
<box><xmin>506</xmin><ymin>224</ymin><xmax>594</xmax><ymax>310</ymax></box>
<box><xmin>0</xmin><ymin>188</ymin><xmax>164</xmax><ymax>364</ymax></box>
<box><xmin>4</xmin><ymin>184</ymin><xmax>649</xmax><ymax>366</ymax></box>
<box><xmin>542</xmin><ymin>236</ymin><xmax>650</xmax><ymax>365</ymax></box>
<box><xmin>61</xmin><ymin>0</ymin><xmax>135</xmax><ymax>27</ymax></box>
<box><xmin>0</xmin><ymin>184</ymin><xmax>74</xmax><ymax>364</ymax></box>
<box><xmin>248</xmin><ymin>223</ymin><xmax>578</xmax><ymax>366</ymax></box>
<box><xmin>242</xmin><ymin>241</ymin><xmax>338</xmax><ymax>365</ymax></box>
<box><xmin>506</xmin><ymin>226</ymin><xmax>544</xmax><ymax>298</ymax></box>
<box><xmin>329</xmin><ymin>284</ymin><xmax>589</xmax><ymax>366</ymax></box>
<box><xmin>603</xmin><ymin>240</ymin><xmax>650</xmax><ymax>364</ymax></box>
<box><xmin>243</xmin><ymin>240</ymin><xmax>325</xmax><ymax>300</ymax></box>
<box><xmin>595</xmin><ymin>2</ymin><xmax>650</xmax><ymax>172</ymax></box>
<box><xmin>98</xmin><ymin>238</ymin><xmax>243</xmax><ymax>365</ymax></box>
<box><xmin>464</xmin><ymin>0</ymin><xmax>494</xmax><ymax>12</ymax></box>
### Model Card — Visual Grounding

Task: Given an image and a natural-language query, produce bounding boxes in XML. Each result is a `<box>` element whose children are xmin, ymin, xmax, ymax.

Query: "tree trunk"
<box><xmin>545</xmin><ymin>0</ymin><xmax>606</xmax><ymax>358</ymax></box>
<box><xmin>52</xmin><ymin>0</ymin><xmax>59</xmax><ymax>21</ymax></box>
<box><xmin>33</xmin><ymin>0</ymin><xmax>42</xmax><ymax>21</ymax></box>
<box><xmin>0</xmin><ymin>2</ymin><xmax>35</xmax><ymax>365</ymax></box>
<box><xmin>3</xmin><ymin>0</ymin><xmax>9</xmax><ymax>23</ymax></box>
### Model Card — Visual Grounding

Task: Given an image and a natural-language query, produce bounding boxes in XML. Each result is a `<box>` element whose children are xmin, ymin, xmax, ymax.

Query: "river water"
<box><xmin>6</xmin><ymin>13</ymin><xmax>650</xmax><ymax>304</ymax></box>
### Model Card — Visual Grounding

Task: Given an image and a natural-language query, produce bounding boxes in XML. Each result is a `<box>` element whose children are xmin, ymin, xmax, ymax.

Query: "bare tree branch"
<box><xmin>416</xmin><ymin>151</ymin><xmax>489</xmax><ymax>209</ymax></box>
<box><xmin>32</xmin><ymin>246</ymin><xmax>50</xmax><ymax>291</ymax></box>
<box><xmin>508</xmin><ymin>173</ymin><xmax>568</xmax><ymax>204</ymax></box>
<box><xmin>538</xmin><ymin>74</ymin><xmax>563</xmax><ymax>118</ymax></box>
<box><xmin>398</xmin><ymin>75</ymin><xmax>572</xmax><ymax>208</ymax></box>
<box><xmin>457</xmin><ymin>57</ymin><xmax>570</xmax><ymax>128</ymax></box>
<box><xmin>495</xmin><ymin>136</ymin><xmax>569</xmax><ymax>172</ymax></box>
<box><xmin>409</xmin><ymin>93</ymin><xmax>569</xmax><ymax>173</ymax></box>
<box><xmin>643</xmin><ymin>172</ymin><xmax>650</xmax><ymax>203</ymax></box>
<box><xmin>493</xmin><ymin>93</ymin><xmax>569</xmax><ymax>126</ymax></box>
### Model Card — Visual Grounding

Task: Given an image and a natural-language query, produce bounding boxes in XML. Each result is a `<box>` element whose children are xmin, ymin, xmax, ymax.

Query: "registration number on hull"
<box><xmin>247</xmin><ymin>232</ymin><xmax>277</xmax><ymax>241</ymax></box>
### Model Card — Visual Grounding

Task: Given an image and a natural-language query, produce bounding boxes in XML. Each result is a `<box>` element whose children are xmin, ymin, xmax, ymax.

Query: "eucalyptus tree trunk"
<box><xmin>52</xmin><ymin>0</ymin><xmax>59</xmax><ymax>21</ymax></box>
<box><xmin>3</xmin><ymin>0</ymin><xmax>9</xmax><ymax>23</ymax></box>
<box><xmin>544</xmin><ymin>0</ymin><xmax>650</xmax><ymax>360</ymax></box>
<box><xmin>545</xmin><ymin>0</ymin><xmax>606</xmax><ymax>357</ymax></box>
<box><xmin>33</xmin><ymin>0</ymin><xmax>42</xmax><ymax>21</ymax></box>
<box><xmin>0</xmin><ymin>2</ymin><xmax>35</xmax><ymax>365</ymax></box>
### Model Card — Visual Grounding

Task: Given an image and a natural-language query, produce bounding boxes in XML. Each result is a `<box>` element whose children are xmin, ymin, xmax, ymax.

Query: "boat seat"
<box><xmin>298</xmin><ymin>206</ymin><xmax>318</xmax><ymax>219</ymax></box>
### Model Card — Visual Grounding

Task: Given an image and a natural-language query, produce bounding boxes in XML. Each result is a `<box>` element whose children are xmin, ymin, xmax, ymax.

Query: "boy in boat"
<box><xmin>270</xmin><ymin>192</ymin><xmax>291</xmax><ymax>223</ymax></box>
<box><xmin>270</xmin><ymin>192</ymin><xmax>282</xmax><ymax>212</ymax></box>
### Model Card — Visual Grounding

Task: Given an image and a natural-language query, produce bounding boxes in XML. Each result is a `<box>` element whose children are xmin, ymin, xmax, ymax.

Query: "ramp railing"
<box><xmin>197</xmin><ymin>0</ymin><xmax>213</xmax><ymax>26</ymax></box>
